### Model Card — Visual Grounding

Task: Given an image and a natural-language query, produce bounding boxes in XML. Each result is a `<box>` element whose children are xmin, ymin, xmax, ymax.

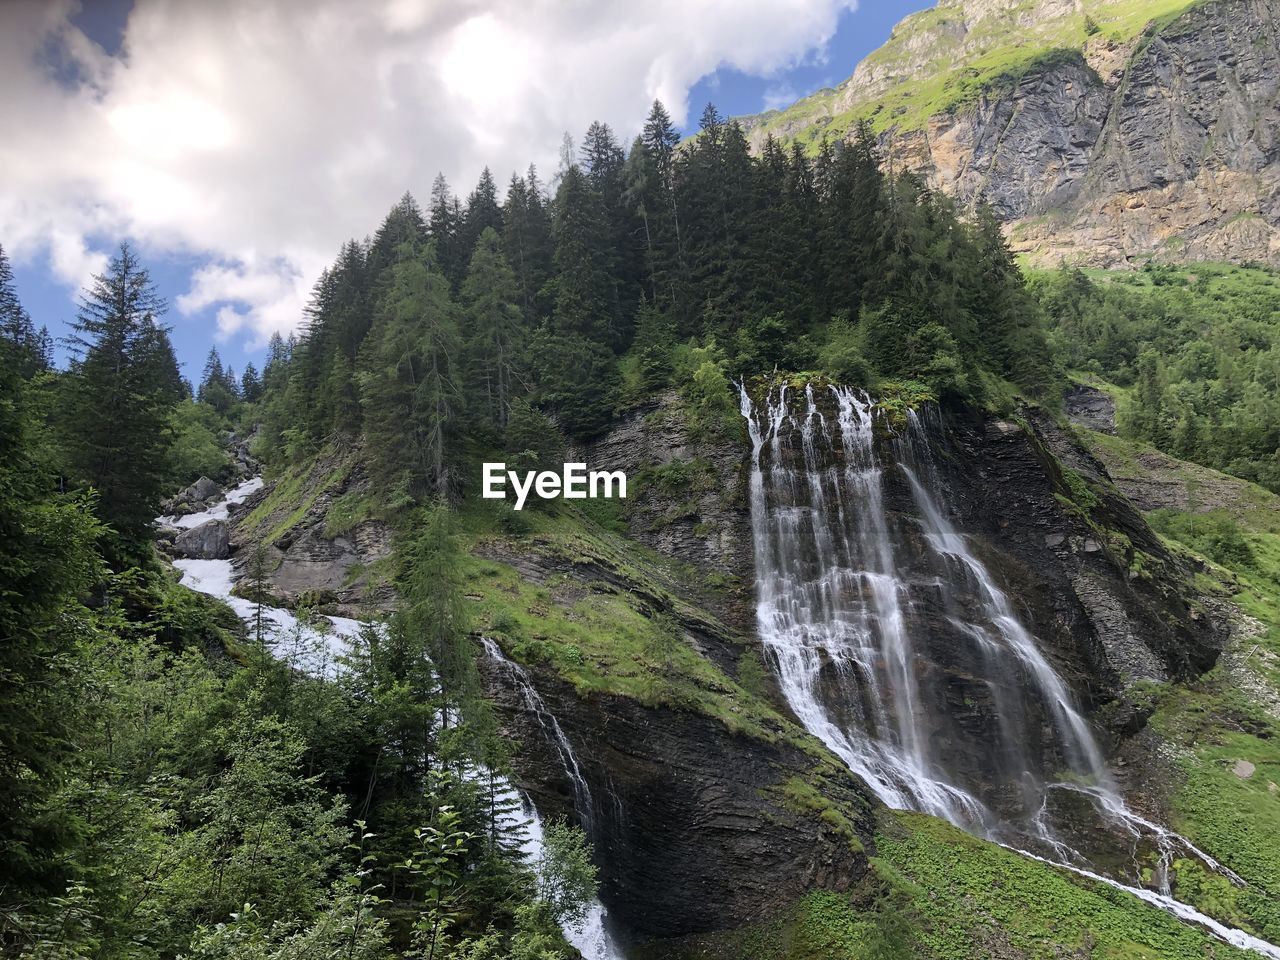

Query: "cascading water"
<box><xmin>741</xmin><ymin>383</ymin><xmax>1280</xmax><ymax>958</ymax></box>
<box><xmin>742</xmin><ymin>384</ymin><xmax>988</xmax><ymax>826</ymax></box>
<box><xmin>480</xmin><ymin>638</ymin><xmax>622</xmax><ymax>960</ymax></box>
<box><xmin>480</xmin><ymin>638</ymin><xmax>595</xmax><ymax>831</ymax></box>
<box><xmin>163</xmin><ymin>482</ymin><xmax>622</xmax><ymax>960</ymax></box>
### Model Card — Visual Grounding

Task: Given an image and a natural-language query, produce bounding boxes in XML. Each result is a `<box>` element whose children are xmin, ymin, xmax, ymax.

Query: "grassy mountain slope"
<box><xmin>742</xmin><ymin>0</ymin><xmax>1202</xmax><ymax>149</ymax></box>
<box><xmin>1080</xmin><ymin>422</ymin><xmax>1280</xmax><ymax>940</ymax></box>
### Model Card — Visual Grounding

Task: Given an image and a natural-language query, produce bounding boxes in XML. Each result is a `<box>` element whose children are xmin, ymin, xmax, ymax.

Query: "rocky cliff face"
<box><xmin>226</xmin><ymin>392</ymin><xmax>1226</xmax><ymax>946</ymax></box>
<box><xmin>744</xmin><ymin>0</ymin><xmax>1280</xmax><ymax>266</ymax></box>
<box><xmin>924</xmin><ymin>404</ymin><xmax>1223</xmax><ymax>695</ymax></box>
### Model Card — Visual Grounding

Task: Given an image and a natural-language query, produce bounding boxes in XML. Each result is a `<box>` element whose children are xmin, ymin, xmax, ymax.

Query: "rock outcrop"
<box><xmin>585</xmin><ymin>392</ymin><xmax>754</xmax><ymax>628</ymax></box>
<box><xmin>226</xmin><ymin>447</ymin><xmax>394</xmax><ymax>614</ymax></box>
<box><xmin>1064</xmin><ymin>382</ymin><xmax>1116</xmax><ymax>434</ymax></box>
<box><xmin>162</xmin><ymin>475</ymin><xmax>224</xmax><ymax>518</ymax></box>
<box><xmin>482</xmin><ymin>645</ymin><xmax>874</xmax><ymax>944</ymax></box>
<box><xmin>173</xmin><ymin>519</ymin><xmax>231</xmax><ymax>560</ymax></box>
<box><xmin>742</xmin><ymin>0</ymin><xmax>1280</xmax><ymax>266</ymax></box>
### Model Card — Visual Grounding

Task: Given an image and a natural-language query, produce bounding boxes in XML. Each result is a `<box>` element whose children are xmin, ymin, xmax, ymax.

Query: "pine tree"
<box><xmin>581</xmin><ymin>122</ymin><xmax>641</xmax><ymax>347</ymax></box>
<box><xmin>0</xmin><ymin>244</ymin><xmax>46</xmax><ymax>377</ymax></box>
<box><xmin>429</xmin><ymin>174</ymin><xmax>464</xmax><ymax>288</ymax></box>
<box><xmin>62</xmin><ymin>242</ymin><xmax>178</xmax><ymax>552</ymax></box>
<box><xmin>241</xmin><ymin>362</ymin><xmax>262</xmax><ymax>402</ymax></box>
<box><xmin>0</xmin><ymin>338</ymin><xmax>101</xmax><ymax>892</ymax></box>
<box><xmin>357</xmin><ymin>241</ymin><xmax>461</xmax><ymax>502</ymax></box>
<box><xmin>462</xmin><ymin>227</ymin><xmax>525</xmax><ymax>432</ymax></box>
<box><xmin>638</xmin><ymin>100</ymin><xmax>689</xmax><ymax>326</ymax></box>
<box><xmin>548</xmin><ymin>165</ymin><xmax>615</xmax><ymax>342</ymax></box>
<box><xmin>501</xmin><ymin>167</ymin><xmax>553</xmax><ymax>324</ymax></box>
<box><xmin>199</xmin><ymin>346</ymin><xmax>237</xmax><ymax>413</ymax></box>
<box><xmin>459</xmin><ymin>168</ymin><xmax>503</xmax><ymax>265</ymax></box>
<box><xmin>368</xmin><ymin>192</ymin><xmax>428</xmax><ymax>280</ymax></box>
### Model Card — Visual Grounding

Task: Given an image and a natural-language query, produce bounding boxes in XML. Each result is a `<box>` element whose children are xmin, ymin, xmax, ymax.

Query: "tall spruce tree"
<box><xmin>638</xmin><ymin>100</ymin><xmax>689</xmax><ymax>326</ymax></box>
<box><xmin>0</xmin><ymin>245</ymin><xmax>46</xmax><ymax>377</ymax></box>
<box><xmin>501</xmin><ymin>167</ymin><xmax>553</xmax><ymax>324</ymax></box>
<box><xmin>462</xmin><ymin>227</ymin><xmax>525</xmax><ymax>432</ymax></box>
<box><xmin>548</xmin><ymin>164</ymin><xmax>614</xmax><ymax>342</ymax></box>
<box><xmin>0</xmin><ymin>333</ymin><xmax>101</xmax><ymax>892</ymax></box>
<box><xmin>459</xmin><ymin>168</ymin><xmax>503</xmax><ymax>264</ymax></box>
<box><xmin>62</xmin><ymin>242</ymin><xmax>179</xmax><ymax>552</ymax></box>
<box><xmin>357</xmin><ymin>241</ymin><xmax>461</xmax><ymax>502</ymax></box>
<box><xmin>428</xmin><ymin>174</ymin><xmax>465</xmax><ymax>289</ymax></box>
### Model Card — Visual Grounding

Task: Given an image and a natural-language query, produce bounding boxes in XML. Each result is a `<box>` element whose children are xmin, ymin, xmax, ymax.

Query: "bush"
<box><xmin>1148</xmin><ymin>509</ymin><xmax>1254</xmax><ymax>569</ymax></box>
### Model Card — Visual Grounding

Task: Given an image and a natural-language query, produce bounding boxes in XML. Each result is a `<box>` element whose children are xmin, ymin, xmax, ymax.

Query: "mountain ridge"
<box><xmin>738</xmin><ymin>0</ymin><xmax>1280</xmax><ymax>267</ymax></box>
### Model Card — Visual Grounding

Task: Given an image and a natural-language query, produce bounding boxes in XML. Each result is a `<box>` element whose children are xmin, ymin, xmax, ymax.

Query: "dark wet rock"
<box><xmin>1064</xmin><ymin>384</ymin><xmax>1116</xmax><ymax>435</ymax></box>
<box><xmin>189</xmin><ymin>476</ymin><xmax>222</xmax><ymax>503</ymax></box>
<box><xmin>481</xmin><ymin>649</ymin><xmax>874</xmax><ymax>944</ymax></box>
<box><xmin>173</xmin><ymin>519</ymin><xmax>230</xmax><ymax>560</ymax></box>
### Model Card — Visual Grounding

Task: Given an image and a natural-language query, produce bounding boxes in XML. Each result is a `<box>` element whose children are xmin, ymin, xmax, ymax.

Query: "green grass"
<box><xmin>872</xmin><ymin>811</ymin><xmax>1253</xmax><ymax>959</ymax></box>
<box><xmin>323</xmin><ymin>489</ymin><xmax>383</xmax><ymax>539</ymax></box>
<box><xmin>456</xmin><ymin>499</ymin><xmax>831</xmax><ymax>756</ymax></box>
<box><xmin>1096</xmin><ymin>434</ymin><xmax>1280</xmax><ymax>938</ymax></box>
<box><xmin>240</xmin><ymin>448</ymin><xmax>351</xmax><ymax>544</ymax></box>
<box><xmin>648</xmin><ymin>810</ymin><xmax>1256</xmax><ymax>959</ymax></box>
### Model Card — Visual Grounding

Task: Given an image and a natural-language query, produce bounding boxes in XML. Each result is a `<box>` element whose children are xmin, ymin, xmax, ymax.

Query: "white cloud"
<box><xmin>0</xmin><ymin>0</ymin><xmax>855</xmax><ymax>347</ymax></box>
<box><xmin>763</xmin><ymin>83</ymin><xmax>800</xmax><ymax>112</ymax></box>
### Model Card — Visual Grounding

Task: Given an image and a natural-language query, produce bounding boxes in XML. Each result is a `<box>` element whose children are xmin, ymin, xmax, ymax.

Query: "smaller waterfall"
<box><xmin>480</xmin><ymin>638</ymin><xmax>623</xmax><ymax>960</ymax></box>
<box><xmin>165</xmin><ymin>482</ymin><xmax>623</xmax><ymax>959</ymax></box>
<box><xmin>1010</xmin><ymin>844</ymin><xmax>1280</xmax><ymax>960</ymax></box>
<box><xmin>480</xmin><ymin>637</ymin><xmax>594</xmax><ymax>831</ymax></box>
<box><xmin>162</xmin><ymin>476</ymin><xmax>264</xmax><ymax>528</ymax></box>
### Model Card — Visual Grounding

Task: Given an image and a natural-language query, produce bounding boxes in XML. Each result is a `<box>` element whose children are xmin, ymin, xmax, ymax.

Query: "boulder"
<box><xmin>189</xmin><ymin>475</ymin><xmax>222</xmax><ymax>503</ymax></box>
<box><xmin>173</xmin><ymin>519</ymin><xmax>230</xmax><ymax>560</ymax></box>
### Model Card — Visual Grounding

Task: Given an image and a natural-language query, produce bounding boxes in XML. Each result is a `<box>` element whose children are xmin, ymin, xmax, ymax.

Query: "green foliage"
<box><xmin>1035</xmin><ymin>262</ymin><xmax>1280</xmax><ymax>491</ymax></box>
<box><xmin>735</xmin><ymin>647</ymin><xmax>768</xmax><ymax>700</ymax></box>
<box><xmin>817</xmin><ymin>316</ymin><xmax>875</xmax><ymax>388</ymax></box>
<box><xmin>167</xmin><ymin>399</ymin><xmax>231</xmax><ymax>487</ymax></box>
<box><xmin>533</xmin><ymin>819</ymin><xmax>599</xmax><ymax>930</ymax></box>
<box><xmin>504</xmin><ymin>397</ymin><xmax>566</xmax><ymax>478</ymax></box>
<box><xmin>0</xmin><ymin>347</ymin><xmax>103</xmax><ymax>892</ymax></box>
<box><xmin>357</xmin><ymin>241</ymin><xmax>461</xmax><ymax>501</ymax></box>
<box><xmin>60</xmin><ymin>242</ymin><xmax>182</xmax><ymax>555</ymax></box>
<box><xmin>870</xmin><ymin>812</ymin><xmax>1253</xmax><ymax>960</ymax></box>
<box><xmin>462</xmin><ymin>227</ymin><xmax>526</xmax><ymax>434</ymax></box>
<box><xmin>680</xmin><ymin>356</ymin><xmax>742</xmax><ymax>442</ymax></box>
<box><xmin>528</xmin><ymin>331</ymin><xmax>618</xmax><ymax>441</ymax></box>
<box><xmin>1148</xmin><ymin>509</ymin><xmax>1254</xmax><ymax>568</ymax></box>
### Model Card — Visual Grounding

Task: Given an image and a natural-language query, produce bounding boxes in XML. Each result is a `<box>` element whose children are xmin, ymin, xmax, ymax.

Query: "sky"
<box><xmin>1</xmin><ymin>0</ymin><xmax>930</xmax><ymax>384</ymax></box>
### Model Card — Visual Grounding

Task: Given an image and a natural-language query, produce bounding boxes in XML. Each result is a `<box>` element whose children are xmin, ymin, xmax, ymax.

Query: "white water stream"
<box><xmin>740</xmin><ymin>383</ymin><xmax>1280</xmax><ymax>958</ymax></box>
<box><xmin>160</xmin><ymin>478</ymin><xmax>622</xmax><ymax>958</ymax></box>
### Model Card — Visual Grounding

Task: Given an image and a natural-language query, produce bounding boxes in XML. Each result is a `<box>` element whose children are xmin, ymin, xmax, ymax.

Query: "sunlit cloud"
<box><xmin>0</xmin><ymin>0</ymin><xmax>856</xmax><ymax>348</ymax></box>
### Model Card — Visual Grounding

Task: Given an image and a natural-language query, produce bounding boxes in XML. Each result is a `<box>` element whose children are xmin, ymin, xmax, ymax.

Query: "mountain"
<box><xmin>9</xmin><ymin>34</ymin><xmax>1280</xmax><ymax>955</ymax></box>
<box><xmin>740</xmin><ymin>0</ymin><xmax>1280</xmax><ymax>266</ymax></box>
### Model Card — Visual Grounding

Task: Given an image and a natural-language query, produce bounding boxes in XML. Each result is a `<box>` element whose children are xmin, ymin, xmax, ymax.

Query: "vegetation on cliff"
<box><xmin>2</xmin><ymin>34</ymin><xmax>1279</xmax><ymax>955</ymax></box>
<box><xmin>1035</xmin><ymin>262</ymin><xmax>1280</xmax><ymax>492</ymax></box>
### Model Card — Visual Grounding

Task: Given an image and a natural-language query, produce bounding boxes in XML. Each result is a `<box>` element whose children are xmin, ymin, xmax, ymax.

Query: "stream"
<box><xmin>159</xmin><ymin>477</ymin><xmax>622</xmax><ymax>959</ymax></box>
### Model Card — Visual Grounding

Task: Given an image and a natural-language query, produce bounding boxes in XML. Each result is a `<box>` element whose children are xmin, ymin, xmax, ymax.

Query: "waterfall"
<box><xmin>164</xmin><ymin>481</ymin><xmax>623</xmax><ymax>959</ymax></box>
<box><xmin>480</xmin><ymin>637</ymin><xmax>623</xmax><ymax>960</ymax></box>
<box><xmin>740</xmin><ymin>383</ymin><xmax>1280</xmax><ymax>957</ymax></box>
<box><xmin>741</xmin><ymin>383</ymin><xmax>988</xmax><ymax>826</ymax></box>
<box><xmin>480</xmin><ymin>637</ymin><xmax>595</xmax><ymax>832</ymax></box>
